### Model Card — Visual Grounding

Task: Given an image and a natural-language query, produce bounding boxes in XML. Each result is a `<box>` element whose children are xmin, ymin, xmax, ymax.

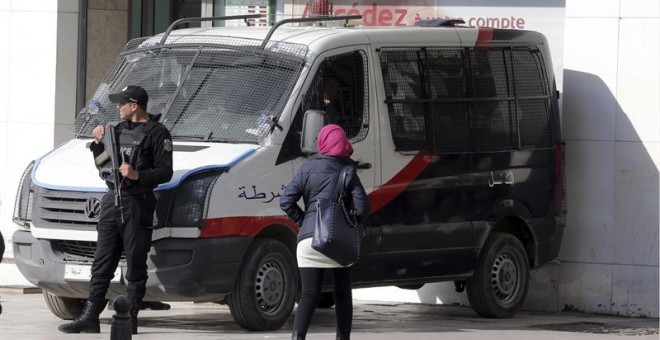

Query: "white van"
<box><xmin>12</xmin><ymin>15</ymin><xmax>565</xmax><ymax>331</ymax></box>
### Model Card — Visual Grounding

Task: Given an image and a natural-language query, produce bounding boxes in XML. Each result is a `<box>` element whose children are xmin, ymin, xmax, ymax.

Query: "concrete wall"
<box><xmin>558</xmin><ymin>0</ymin><xmax>659</xmax><ymax>318</ymax></box>
<box><xmin>86</xmin><ymin>0</ymin><xmax>129</xmax><ymax>102</ymax></box>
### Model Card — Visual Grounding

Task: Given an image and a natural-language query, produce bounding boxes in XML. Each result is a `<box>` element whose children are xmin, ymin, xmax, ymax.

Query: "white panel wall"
<box><xmin>559</xmin><ymin>0</ymin><xmax>659</xmax><ymax>318</ymax></box>
<box><xmin>0</xmin><ymin>1</ymin><xmax>78</xmax><ymax>286</ymax></box>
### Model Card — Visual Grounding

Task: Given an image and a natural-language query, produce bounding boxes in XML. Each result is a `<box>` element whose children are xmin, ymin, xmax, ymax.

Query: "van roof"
<box><xmin>157</xmin><ymin>25</ymin><xmax>546</xmax><ymax>53</ymax></box>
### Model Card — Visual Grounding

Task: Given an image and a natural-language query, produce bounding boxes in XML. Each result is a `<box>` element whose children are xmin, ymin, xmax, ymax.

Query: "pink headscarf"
<box><xmin>317</xmin><ymin>124</ymin><xmax>353</xmax><ymax>158</ymax></box>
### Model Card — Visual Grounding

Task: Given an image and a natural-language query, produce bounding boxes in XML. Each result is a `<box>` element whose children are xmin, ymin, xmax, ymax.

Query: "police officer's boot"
<box><xmin>57</xmin><ymin>300</ymin><xmax>105</xmax><ymax>333</ymax></box>
<box><xmin>130</xmin><ymin>299</ymin><xmax>140</xmax><ymax>334</ymax></box>
<box><xmin>292</xmin><ymin>332</ymin><xmax>305</xmax><ymax>340</ymax></box>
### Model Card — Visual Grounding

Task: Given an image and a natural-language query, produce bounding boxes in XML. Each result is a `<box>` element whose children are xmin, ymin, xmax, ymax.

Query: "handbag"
<box><xmin>312</xmin><ymin>165</ymin><xmax>361</xmax><ymax>266</ymax></box>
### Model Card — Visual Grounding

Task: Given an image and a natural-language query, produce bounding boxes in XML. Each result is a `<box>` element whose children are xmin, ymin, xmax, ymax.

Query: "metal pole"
<box><xmin>110</xmin><ymin>295</ymin><xmax>132</xmax><ymax>340</ymax></box>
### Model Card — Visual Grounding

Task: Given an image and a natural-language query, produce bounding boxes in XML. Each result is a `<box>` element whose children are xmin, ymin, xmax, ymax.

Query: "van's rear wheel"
<box><xmin>228</xmin><ymin>239</ymin><xmax>297</xmax><ymax>331</ymax></box>
<box><xmin>43</xmin><ymin>291</ymin><xmax>84</xmax><ymax>320</ymax></box>
<box><xmin>466</xmin><ymin>232</ymin><xmax>529</xmax><ymax>318</ymax></box>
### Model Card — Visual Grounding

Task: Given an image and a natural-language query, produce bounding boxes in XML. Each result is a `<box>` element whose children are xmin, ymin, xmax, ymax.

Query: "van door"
<box><xmin>297</xmin><ymin>47</ymin><xmax>376</xmax><ymax>187</ymax></box>
<box><xmin>366</xmin><ymin>46</ymin><xmax>476</xmax><ymax>283</ymax></box>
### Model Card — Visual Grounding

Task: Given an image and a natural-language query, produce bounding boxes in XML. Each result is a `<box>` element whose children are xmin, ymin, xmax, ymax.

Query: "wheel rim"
<box><xmin>490</xmin><ymin>250</ymin><xmax>520</xmax><ymax>306</ymax></box>
<box><xmin>254</xmin><ymin>257</ymin><xmax>285</xmax><ymax>315</ymax></box>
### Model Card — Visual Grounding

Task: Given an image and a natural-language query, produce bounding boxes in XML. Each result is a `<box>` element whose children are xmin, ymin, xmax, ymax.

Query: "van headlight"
<box><xmin>13</xmin><ymin>161</ymin><xmax>35</xmax><ymax>230</ymax></box>
<box><xmin>170</xmin><ymin>170</ymin><xmax>223</xmax><ymax>228</ymax></box>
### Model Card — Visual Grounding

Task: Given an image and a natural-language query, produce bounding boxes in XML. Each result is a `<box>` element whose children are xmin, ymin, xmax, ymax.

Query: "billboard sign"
<box><xmin>291</xmin><ymin>0</ymin><xmax>565</xmax><ymax>87</ymax></box>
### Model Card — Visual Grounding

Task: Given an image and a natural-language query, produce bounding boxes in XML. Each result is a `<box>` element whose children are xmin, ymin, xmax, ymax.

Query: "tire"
<box><xmin>43</xmin><ymin>291</ymin><xmax>85</xmax><ymax>320</ymax></box>
<box><xmin>466</xmin><ymin>232</ymin><xmax>529</xmax><ymax>318</ymax></box>
<box><xmin>317</xmin><ymin>292</ymin><xmax>335</xmax><ymax>308</ymax></box>
<box><xmin>228</xmin><ymin>239</ymin><xmax>298</xmax><ymax>331</ymax></box>
<box><xmin>396</xmin><ymin>284</ymin><xmax>425</xmax><ymax>290</ymax></box>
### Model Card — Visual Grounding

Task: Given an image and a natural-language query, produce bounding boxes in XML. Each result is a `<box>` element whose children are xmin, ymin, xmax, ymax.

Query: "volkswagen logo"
<box><xmin>84</xmin><ymin>197</ymin><xmax>102</xmax><ymax>220</ymax></box>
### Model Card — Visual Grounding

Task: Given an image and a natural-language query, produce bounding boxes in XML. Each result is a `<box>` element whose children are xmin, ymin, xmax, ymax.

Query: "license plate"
<box><xmin>64</xmin><ymin>264</ymin><xmax>121</xmax><ymax>283</ymax></box>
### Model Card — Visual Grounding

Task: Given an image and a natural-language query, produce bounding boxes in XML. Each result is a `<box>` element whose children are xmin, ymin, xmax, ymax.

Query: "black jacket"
<box><xmin>280</xmin><ymin>154</ymin><xmax>370</xmax><ymax>241</ymax></box>
<box><xmin>90</xmin><ymin>116</ymin><xmax>173</xmax><ymax>191</ymax></box>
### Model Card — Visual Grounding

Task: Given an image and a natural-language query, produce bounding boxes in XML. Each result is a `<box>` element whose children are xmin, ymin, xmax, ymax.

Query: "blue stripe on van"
<box><xmin>31</xmin><ymin>147</ymin><xmax>256</xmax><ymax>192</ymax></box>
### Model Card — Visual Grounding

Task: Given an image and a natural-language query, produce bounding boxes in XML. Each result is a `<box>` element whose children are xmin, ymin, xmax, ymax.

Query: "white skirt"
<box><xmin>296</xmin><ymin>237</ymin><xmax>344</xmax><ymax>268</ymax></box>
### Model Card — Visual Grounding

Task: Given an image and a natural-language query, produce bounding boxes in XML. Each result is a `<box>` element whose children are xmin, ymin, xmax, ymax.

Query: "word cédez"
<box><xmin>302</xmin><ymin>3</ymin><xmax>527</xmax><ymax>29</ymax></box>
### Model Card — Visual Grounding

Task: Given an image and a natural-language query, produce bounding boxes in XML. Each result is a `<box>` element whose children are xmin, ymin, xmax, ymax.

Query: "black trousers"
<box><xmin>295</xmin><ymin>267</ymin><xmax>352</xmax><ymax>339</ymax></box>
<box><xmin>88</xmin><ymin>190</ymin><xmax>155</xmax><ymax>304</ymax></box>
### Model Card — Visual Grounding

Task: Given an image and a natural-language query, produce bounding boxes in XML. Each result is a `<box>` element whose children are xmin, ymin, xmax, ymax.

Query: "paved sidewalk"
<box><xmin>0</xmin><ymin>292</ymin><xmax>658</xmax><ymax>340</ymax></box>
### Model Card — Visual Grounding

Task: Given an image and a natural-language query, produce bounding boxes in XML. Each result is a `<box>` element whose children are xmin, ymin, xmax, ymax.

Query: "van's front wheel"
<box><xmin>43</xmin><ymin>291</ymin><xmax>85</xmax><ymax>320</ymax></box>
<box><xmin>228</xmin><ymin>238</ymin><xmax>298</xmax><ymax>331</ymax></box>
<box><xmin>466</xmin><ymin>232</ymin><xmax>529</xmax><ymax>318</ymax></box>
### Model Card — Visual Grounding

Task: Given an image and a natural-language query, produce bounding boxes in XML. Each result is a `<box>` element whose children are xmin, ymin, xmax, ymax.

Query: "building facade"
<box><xmin>0</xmin><ymin>0</ymin><xmax>657</xmax><ymax>318</ymax></box>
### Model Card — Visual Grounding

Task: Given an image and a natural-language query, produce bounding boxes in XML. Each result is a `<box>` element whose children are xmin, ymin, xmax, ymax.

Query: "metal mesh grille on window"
<box><xmin>512</xmin><ymin>49</ymin><xmax>553</xmax><ymax>149</ymax></box>
<box><xmin>380</xmin><ymin>49</ymin><xmax>428</xmax><ymax>153</ymax></box>
<box><xmin>471</xmin><ymin>49</ymin><xmax>516</xmax><ymax>152</ymax></box>
<box><xmin>380</xmin><ymin>45</ymin><xmax>552</xmax><ymax>154</ymax></box>
<box><xmin>301</xmin><ymin>50</ymin><xmax>369</xmax><ymax>142</ymax></box>
<box><xmin>426</xmin><ymin>49</ymin><xmax>470</xmax><ymax>153</ymax></box>
<box><xmin>74</xmin><ymin>35</ymin><xmax>307</xmax><ymax>144</ymax></box>
<box><xmin>381</xmin><ymin>47</ymin><xmax>471</xmax><ymax>153</ymax></box>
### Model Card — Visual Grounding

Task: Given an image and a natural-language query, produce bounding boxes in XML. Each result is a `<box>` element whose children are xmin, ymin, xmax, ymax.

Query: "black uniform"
<box><xmin>88</xmin><ymin>114</ymin><xmax>173</xmax><ymax>305</ymax></box>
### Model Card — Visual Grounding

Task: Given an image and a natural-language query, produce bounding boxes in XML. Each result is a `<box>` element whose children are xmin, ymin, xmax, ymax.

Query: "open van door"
<box><xmin>298</xmin><ymin>47</ymin><xmax>377</xmax><ymax>199</ymax></box>
<box><xmin>295</xmin><ymin>47</ymin><xmax>379</xmax><ymax>283</ymax></box>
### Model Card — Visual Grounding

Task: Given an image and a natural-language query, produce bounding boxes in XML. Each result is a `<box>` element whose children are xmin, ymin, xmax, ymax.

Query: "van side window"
<box><xmin>302</xmin><ymin>50</ymin><xmax>369</xmax><ymax>141</ymax></box>
<box><xmin>380</xmin><ymin>46</ymin><xmax>553</xmax><ymax>154</ymax></box>
<box><xmin>511</xmin><ymin>49</ymin><xmax>553</xmax><ymax>149</ymax></box>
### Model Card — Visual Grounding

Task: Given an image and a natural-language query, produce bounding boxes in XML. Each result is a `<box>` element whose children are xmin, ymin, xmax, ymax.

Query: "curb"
<box><xmin>0</xmin><ymin>286</ymin><xmax>42</xmax><ymax>294</ymax></box>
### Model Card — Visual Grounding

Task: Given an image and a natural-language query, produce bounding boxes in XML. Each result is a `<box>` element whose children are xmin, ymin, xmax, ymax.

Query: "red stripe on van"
<box><xmin>201</xmin><ymin>153</ymin><xmax>432</xmax><ymax>238</ymax></box>
<box><xmin>476</xmin><ymin>27</ymin><xmax>494</xmax><ymax>47</ymax></box>
<box><xmin>367</xmin><ymin>153</ymin><xmax>433</xmax><ymax>213</ymax></box>
<box><xmin>201</xmin><ymin>215</ymin><xmax>298</xmax><ymax>238</ymax></box>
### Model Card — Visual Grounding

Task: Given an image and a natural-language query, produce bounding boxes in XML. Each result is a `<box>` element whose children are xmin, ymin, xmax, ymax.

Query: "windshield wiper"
<box><xmin>172</xmin><ymin>130</ymin><xmax>211</xmax><ymax>141</ymax></box>
<box><xmin>173</xmin><ymin>136</ymin><xmax>255</xmax><ymax>144</ymax></box>
<box><xmin>172</xmin><ymin>135</ymin><xmax>206</xmax><ymax>141</ymax></box>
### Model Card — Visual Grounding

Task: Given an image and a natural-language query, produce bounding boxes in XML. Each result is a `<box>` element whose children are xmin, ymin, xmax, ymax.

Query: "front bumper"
<box><xmin>12</xmin><ymin>230</ymin><xmax>251</xmax><ymax>301</ymax></box>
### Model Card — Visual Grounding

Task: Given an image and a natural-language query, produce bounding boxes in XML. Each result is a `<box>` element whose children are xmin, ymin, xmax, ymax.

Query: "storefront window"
<box><xmin>131</xmin><ymin>0</ymin><xmax>202</xmax><ymax>38</ymax></box>
<box><xmin>213</xmin><ymin>0</ymin><xmax>279</xmax><ymax>26</ymax></box>
<box><xmin>130</xmin><ymin>0</ymin><xmax>283</xmax><ymax>37</ymax></box>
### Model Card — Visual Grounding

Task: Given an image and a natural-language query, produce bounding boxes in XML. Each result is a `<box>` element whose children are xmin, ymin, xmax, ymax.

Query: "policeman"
<box><xmin>58</xmin><ymin>85</ymin><xmax>173</xmax><ymax>334</ymax></box>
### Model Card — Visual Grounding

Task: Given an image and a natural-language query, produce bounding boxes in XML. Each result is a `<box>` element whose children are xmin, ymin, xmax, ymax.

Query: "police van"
<box><xmin>12</xmin><ymin>15</ymin><xmax>565</xmax><ymax>331</ymax></box>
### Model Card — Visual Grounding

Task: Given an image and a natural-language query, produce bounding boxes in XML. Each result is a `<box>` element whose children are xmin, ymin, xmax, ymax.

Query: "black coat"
<box><xmin>90</xmin><ymin>115</ymin><xmax>173</xmax><ymax>191</ymax></box>
<box><xmin>280</xmin><ymin>154</ymin><xmax>370</xmax><ymax>242</ymax></box>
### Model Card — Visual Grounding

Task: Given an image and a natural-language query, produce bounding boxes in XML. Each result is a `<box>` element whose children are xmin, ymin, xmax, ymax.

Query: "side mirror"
<box><xmin>300</xmin><ymin>109</ymin><xmax>326</xmax><ymax>155</ymax></box>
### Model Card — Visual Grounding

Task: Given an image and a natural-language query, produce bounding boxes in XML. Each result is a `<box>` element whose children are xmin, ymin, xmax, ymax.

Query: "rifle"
<box><xmin>95</xmin><ymin>124</ymin><xmax>125</xmax><ymax>223</ymax></box>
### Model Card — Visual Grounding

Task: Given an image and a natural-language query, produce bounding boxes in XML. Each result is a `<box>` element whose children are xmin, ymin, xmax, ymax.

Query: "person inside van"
<box><xmin>280</xmin><ymin>124</ymin><xmax>370</xmax><ymax>340</ymax></box>
<box><xmin>322</xmin><ymin>77</ymin><xmax>342</xmax><ymax>124</ymax></box>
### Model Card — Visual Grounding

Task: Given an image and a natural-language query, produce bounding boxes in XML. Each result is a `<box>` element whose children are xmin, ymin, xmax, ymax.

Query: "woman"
<box><xmin>280</xmin><ymin>124</ymin><xmax>370</xmax><ymax>340</ymax></box>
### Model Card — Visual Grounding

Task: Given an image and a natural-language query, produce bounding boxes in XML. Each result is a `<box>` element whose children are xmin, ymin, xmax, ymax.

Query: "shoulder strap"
<box><xmin>135</xmin><ymin>119</ymin><xmax>159</xmax><ymax>135</ymax></box>
<box><xmin>334</xmin><ymin>165</ymin><xmax>350</xmax><ymax>202</ymax></box>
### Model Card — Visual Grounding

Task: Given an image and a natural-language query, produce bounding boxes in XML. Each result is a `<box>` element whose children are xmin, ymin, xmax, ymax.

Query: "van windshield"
<box><xmin>75</xmin><ymin>37</ymin><xmax>306</xmax><ymax>144</ymax></box>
